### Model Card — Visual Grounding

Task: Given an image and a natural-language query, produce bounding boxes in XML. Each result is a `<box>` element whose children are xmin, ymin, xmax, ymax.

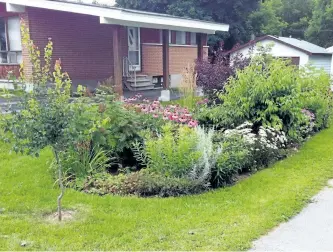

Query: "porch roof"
<box><xmin>2</xmin><ymin>0</ymin><xmax>229</xmax><ymax>34</ymax></box>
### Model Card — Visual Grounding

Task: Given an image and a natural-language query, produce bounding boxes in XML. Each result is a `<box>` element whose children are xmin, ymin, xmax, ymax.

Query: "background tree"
<box><xmin>249</xmin><ymin>0</ymin><xmax>287</xmax><ymax>37</ymax></box>
<box><xmin>306</xmin><ymin>0</ymin><xmax>333</xmax><ymax>47</ymax></box>
<box><xmin>116</xmin><ymin>0</ymin><xmax>260</xmax><ymax>50</ymax></box>
<box><xmin>250</xmin><ymin>0</ymin><xmax>313</xmax><ymax>39</ymax></box>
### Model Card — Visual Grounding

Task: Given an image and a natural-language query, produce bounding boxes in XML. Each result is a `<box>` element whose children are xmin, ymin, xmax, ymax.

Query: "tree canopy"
<box><xmin>116</xmin><ymin>0</ymin><xmax>259</xmax><ymax>50</ymax></box>
<box><xmin>306</xmin><ymin>0</ymin><xmax>333</xmax><ymax>47</ymax></box>
<box><xmin>115</xmin><ymin>0</ymin><xmax>333</xmax><ymax>50</ymax></box>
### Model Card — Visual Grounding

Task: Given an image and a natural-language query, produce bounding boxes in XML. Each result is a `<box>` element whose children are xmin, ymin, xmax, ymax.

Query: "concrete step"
<box><xmin>130</xmin><ymin>85</ymin><xmax>157</xmax><ymax>91</ymax></box>
<box><xmin>131</xmin><ymin>82</ymin><xmax>155</xmax><ymax>88</ymax></box>
<box><xmin>127</xmin><ymin>78</ymin><xmax>152</xmax><ymax>83</ymax></box>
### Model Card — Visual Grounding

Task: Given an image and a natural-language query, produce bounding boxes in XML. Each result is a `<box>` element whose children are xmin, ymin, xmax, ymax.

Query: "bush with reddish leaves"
<box><xmin>196</xmin><ymin>52</ymin><xmax>250</xmax><ymax>99</ymax></box>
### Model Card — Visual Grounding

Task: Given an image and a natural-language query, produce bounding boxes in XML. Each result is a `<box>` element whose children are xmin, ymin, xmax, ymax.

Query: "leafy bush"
<box><xmin>196</xmin><ymin>52</ymin><xmax>249</xmax><ymax>99</ymax></box>
<box><xmin>133</xmin><ymin>124</ymin><xmax>218</xmax><ymax>184</ymax></box>
<box><xmin>198</xmin><ymin>56</ymin><xmax>332</xmax><ymax>141</ymax></box>
<box><xmin>81</xmin><ymin>170</ymin><xmax>208</xmax><ymax>197</ymax></box>
<box><xmin>298</xmin><ymin>66</ymin><xmax>332</xmax><ymax>130</ymax></box>
<box><xmin>212</xmin><ymin>134</ymin><xmax>251</xmax><ymax>188</ymax></box>
<box><xmin>133</xmin><ymin>124</ymin><xmax>200</xmax><ymax>177</ymax></box>
<box><xmin>225</xmin><ymin>122</ymin><xmax>288</xmax><ymax>168</ymax></box>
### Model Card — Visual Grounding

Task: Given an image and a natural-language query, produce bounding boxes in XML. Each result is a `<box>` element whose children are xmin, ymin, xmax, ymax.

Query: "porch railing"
<box><xmin>123</xmin><ymin>57</ymin><xmax>137</xmax><ymax>88</ymax></box>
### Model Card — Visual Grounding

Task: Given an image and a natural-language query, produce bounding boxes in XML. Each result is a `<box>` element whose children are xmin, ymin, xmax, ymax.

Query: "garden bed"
<box><xmin>1</xmin><ymin>125</ymin><xmax>333</xmax><ymax>250</ymax></box>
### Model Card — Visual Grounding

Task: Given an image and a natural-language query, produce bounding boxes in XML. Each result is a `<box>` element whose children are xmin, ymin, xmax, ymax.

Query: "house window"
<box><xmin>159</xmin><ymin>30</ymin><xmax>172</xmax><ymax>44</ymax></box>
<box><xmin>175</xmin><ymin>31</ymin><xmax>186</xmax><ymax>45</ymax></box>
<box><xmin>0</xmin><ymin>16</ymin><xmax>22</xmax><ymax>64</ymax></box>
<box><xmin>190</xmin><ymin>32</ymin><xmax>197</xmax><ymax>45</ymax></box>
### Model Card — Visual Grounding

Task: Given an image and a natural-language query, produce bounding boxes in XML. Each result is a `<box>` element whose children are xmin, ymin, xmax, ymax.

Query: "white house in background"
<box><xmin>228</xmin><ymin>35</ymin><xmax>333</xmax><ymax>75</ymax></box>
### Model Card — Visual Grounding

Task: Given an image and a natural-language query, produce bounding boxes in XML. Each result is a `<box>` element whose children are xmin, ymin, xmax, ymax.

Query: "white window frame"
<box><xmin>127</xmin><ymin>26</ymin><xmax>141</xmax><ymax>72</ymax></box>
<box><xmin>0</xmin><ymin>16</ymin><xmax>22</xmax><ymax>65</ymax></box>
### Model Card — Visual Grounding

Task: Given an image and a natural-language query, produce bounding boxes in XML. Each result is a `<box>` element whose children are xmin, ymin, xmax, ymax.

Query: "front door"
<box><xmin>128</xmin><ymin>27</ymin><xmax>141</xmax><ymax>72</ymax></box>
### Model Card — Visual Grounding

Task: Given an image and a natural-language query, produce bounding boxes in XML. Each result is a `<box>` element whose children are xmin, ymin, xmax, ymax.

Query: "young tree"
<box><xmin>1</xmin><ymin>22</ymin><xmax>88</xmax><ymax>221</ymax></box>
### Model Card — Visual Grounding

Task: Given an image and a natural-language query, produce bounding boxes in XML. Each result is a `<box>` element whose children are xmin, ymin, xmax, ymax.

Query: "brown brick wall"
<box><xmin>23</xmin><ymin>7</ymin><xmax>128</xmax><ymax>81</ymax></box>
<box><xmin>141</xmin><ymin>44</ymin><xmax>208</xmax><ymax>76</ymax></box>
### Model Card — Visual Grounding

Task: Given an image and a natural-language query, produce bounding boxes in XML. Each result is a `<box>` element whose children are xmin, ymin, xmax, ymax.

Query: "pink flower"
<box><xmin>163</xmin><ymin>115</ymin><xmax>169</xmax><ymax>120</ymax></box>
<box><xmin>188</xmin><ymin>120</ymin><xmax>199</xmax><ymax>128</ymax></box>
<box><xmin>172</xmin><ymin>114</ymin><xmax>179</xmax><ymax>121</ymax></box>
<box><xmin>153</xmin><ymin>114</ymin><xmax>159</xmax><ymax>118</ymax></box>
<box><xmin>179</xmin><ymin>116</ymin><xmax>188</xmax><ymax>123</ymax></box>
<box><xmin>141</xmin><ymin>106</ymin><xmax>149</xmax><ymax>113</ymax></box>
<box><xmin>164</xmin><ymin>110</ymin><xmax>172</xmax><ymax>116</ymax></box>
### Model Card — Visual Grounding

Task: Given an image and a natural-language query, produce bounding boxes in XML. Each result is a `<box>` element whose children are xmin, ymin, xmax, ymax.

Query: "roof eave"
<box><xmin>2</xmin><ymin>0</ymin><xmax>229</xmax><ymax>34</ymax></box>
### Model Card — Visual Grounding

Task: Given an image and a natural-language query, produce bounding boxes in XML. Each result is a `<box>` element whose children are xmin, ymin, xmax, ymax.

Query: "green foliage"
<box><xmin>250</xmin><ymin>0</ymin><xmax>313</xmax><ymax>39</ymax></box>
<box><xmin>1</xmin><ymin>124</ymin><xmax>333</xmax><ymax>250</ymax></box>
<box><xmin>250</xmin><ymin>0</ymin><xmax>287</xmax><ymax>36</ymax></box>
<box><xmin>200</xmin><ymin>55</ymin><xmax>332</xmax><ymax>140</ymax></box>
<box><xmin>212</xmin><ymin>134</ymin><xmax>251</xmax><ymax>188</ymax></box>
<box><xmin>57</xmin><ymin>145</ymin><xmax>113</xmax><ymax>183</ymax></box>
<box><xmin>306</xmin><ymin>0</ymin><xmax>333</xmax><ymax>47</ymax></box>
<box><xmin>298</xmin><ymin>65</ymin><xmax>332</xmax><ymax>130</ymax></box>
<box><xmin>82</xmin><ymin>170</ymin><xmax>207</xmax><ymax>197</ymax></box>
<box><xmin>2</xmin><ymin>62</ymin><xmax>76</xmax><ymax>157</ymax></box>
<box><xmin>116</xmin><ymin>0</ymin><xmax>259</xmax><ymax>49</ymax></box>
<box><xmin>20</xmin><ymin>20</ymin><xmax>53</xmax><ymax>86</ymax></box>
<box><xmin>133</xmin><ymin>124</ymin><xmax>200</xmax><ymax>178</ymax></box>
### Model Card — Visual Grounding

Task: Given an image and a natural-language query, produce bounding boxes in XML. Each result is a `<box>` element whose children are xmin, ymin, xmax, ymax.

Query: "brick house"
<box><xmin>0</xmin><ymin>0</ymin><xmax>228</xmax><ymax>97</ymax></box>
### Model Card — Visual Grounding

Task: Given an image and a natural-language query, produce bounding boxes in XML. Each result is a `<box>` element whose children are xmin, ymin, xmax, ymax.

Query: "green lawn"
<box><xmin>1</xmin><ymin>126</ymin><xmax>333</xmax><ymax>251</ymax></box>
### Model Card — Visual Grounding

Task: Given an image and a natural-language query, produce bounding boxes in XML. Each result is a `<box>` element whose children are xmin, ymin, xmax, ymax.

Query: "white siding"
<box><xmin>230</xmin><ymin>39</ymin><xmax>309</xmax><ymax>67</ymax></box>
<box><xmin>308</xmin><ymin>55</ymin><xmax>332</xmax><ymax>74</ymax></box>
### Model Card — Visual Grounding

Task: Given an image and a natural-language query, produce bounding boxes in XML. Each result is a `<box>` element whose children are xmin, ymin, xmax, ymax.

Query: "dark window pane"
<box><xmin>0</xmin><ymin>52</ymin><xmax>8</xmax><ymax>63</ymax></box>
<box><xmin>0</xmin><ymin>18</ymin><xmax>7</xmax><ymax>51</ymax></box>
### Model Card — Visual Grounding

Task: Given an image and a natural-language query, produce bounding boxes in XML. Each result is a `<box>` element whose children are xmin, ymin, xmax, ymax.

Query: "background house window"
<box><xmin>159</xmin><ymin>30</ymin><xmax>172</xmax><ymax>44</ymax></box>
<box><xmin>190</xmin><ymin>32</ymin><xmax>197</xmax><ymax>45</ymax></box>
<box><xmin>175</xmin><ymin>31</ymin><xmax>186</xmax><ymax>45</ymax></box>
<box><xmin>0</xmin><ymin>16</ymin><xmax>22</xmax><ymax>64</ymax></box>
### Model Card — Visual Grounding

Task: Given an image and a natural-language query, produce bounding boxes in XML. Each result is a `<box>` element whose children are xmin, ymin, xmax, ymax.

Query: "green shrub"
<box><xmin>133</xmin><ymin>124</ymin><xmax>199</xmax><ymax>177</ymax></box>
<box><xmin>224</xmin><ymin>122</ymin><xmax>288</xmax><ymax>168</ymax></box>
<box><xmin>212</xmin><ymin>134</ymin><xmax>251</xmax><ymax>188</ymax></box>
<box><xmin>298</xmin><ymin>66</ymin><xmax>332</xmax><ymax>130</ymax></box>
<box><xmin>81</xmin><ymin>170</ymin><xmax>208</xmax><ymax>197</ymax></box>
<box><xmin>197</xmin><ymin>56</ymin><xmax>332</xmax><ymax>141</ymax></box>
<box><xmin>133</xmin><ymin>124</ymin><xmax>218</xmax><ymax>184</ymax></box>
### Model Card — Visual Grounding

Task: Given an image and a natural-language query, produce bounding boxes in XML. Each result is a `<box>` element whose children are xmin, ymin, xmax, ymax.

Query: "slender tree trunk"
<box><xmin>53</xmin><ymin>148</ymin><xmax>64</xmax><ymax>221</ymax></box>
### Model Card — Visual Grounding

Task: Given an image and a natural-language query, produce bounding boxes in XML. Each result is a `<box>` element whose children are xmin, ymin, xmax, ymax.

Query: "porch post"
<box><xmin>197</xmin><ymin>33</ymin><xmax>204</xmax><ymax>61</ymax></box>
<box><xmin>162</xmin><ymin>29</ymin><xmax>170</xmax><ymax>89</ymax></box>
<box><xmin>112</xmin><ymin>25</ymin><xmax>123</xmax><ymax>96</ymax></box>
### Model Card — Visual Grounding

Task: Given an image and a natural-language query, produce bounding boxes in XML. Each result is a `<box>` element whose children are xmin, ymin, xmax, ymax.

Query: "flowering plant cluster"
<box><xmin>124</xmin><ymin>94</ymin><xmax>199</xmax><ymax>128</ymax></box>
<box><xmin>224</xmin><ymin>122</ymin><xmax>288</xmax><ymax>168</ymax></box>
<box><xmin>225</xmin><ymin>122</ymin><xmax>288</xmax><ymax>150</ymax></box>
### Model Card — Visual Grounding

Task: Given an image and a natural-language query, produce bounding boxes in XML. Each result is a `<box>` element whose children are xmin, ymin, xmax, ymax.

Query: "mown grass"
<box><xmin>1</xmin><ymin>126</ymin><xmax>333</xmax><ymax>250</ymax></box>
